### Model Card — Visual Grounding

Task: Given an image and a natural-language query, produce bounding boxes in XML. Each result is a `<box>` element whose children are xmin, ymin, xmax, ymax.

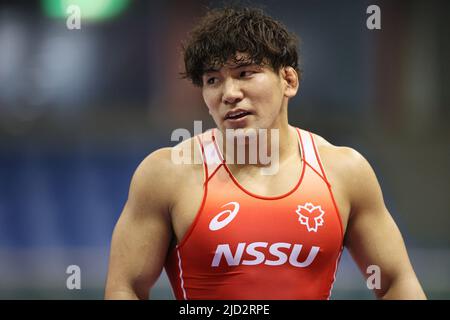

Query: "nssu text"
<box><xmin>211</xmin><ymin>242</ymin><xmax>320</xmax><ymax>267</ymax></box>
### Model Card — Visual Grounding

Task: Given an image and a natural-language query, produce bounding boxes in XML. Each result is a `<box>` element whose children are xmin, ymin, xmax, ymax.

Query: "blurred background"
<box><xmin>0</xmin><ymin>0</ymin><xmax>449</xmax><ymax>299</ymax></box>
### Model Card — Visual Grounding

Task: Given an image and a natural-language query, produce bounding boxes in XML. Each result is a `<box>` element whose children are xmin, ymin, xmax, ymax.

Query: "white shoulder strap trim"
<box><xmin>299</xmin><ymin>129</ymin><xmax>324</xmax><ymax>178</ymax></box>
<box><xmin>197</xmin><ymin>130</ymin><xmax>222</xmax><ymax>180</ymax></box>
<box><xmin>204</xmin><ymin>140</ymin><xmax>222</xmax><ymax>166</ymax></box>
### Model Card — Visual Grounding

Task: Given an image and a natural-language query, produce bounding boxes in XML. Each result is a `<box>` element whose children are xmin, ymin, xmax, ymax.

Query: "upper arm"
<box><xmin>105</xmin><ymin>148</ymin><xmax>174</xmax><ymax>300</ymax></box>
<box><xmin>343</xmin><ymin>149</ymin><xmax>424</xmax><ymax>298</ymax></box>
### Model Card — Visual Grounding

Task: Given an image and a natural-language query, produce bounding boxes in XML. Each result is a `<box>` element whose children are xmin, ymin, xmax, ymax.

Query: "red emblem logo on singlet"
<box><xmin>295</xmin><ymin>203</ymin><xmax>325</xmax><ymax>232</ymax></box>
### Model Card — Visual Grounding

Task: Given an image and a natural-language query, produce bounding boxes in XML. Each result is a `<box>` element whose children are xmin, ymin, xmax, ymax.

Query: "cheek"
<box><xmin>202</xmin><ymin>90</ymin><xmax>218</xmax><ymax>109</ymax></box>
<box><xmin>253</xmin><ymin>84</ymin><xmax>283</xmax><ymax>112</ymax></box>
<box><xmin>202</xmin><ymin>90</ymin><xmax>221</xmax><ymax>118</ymax></box>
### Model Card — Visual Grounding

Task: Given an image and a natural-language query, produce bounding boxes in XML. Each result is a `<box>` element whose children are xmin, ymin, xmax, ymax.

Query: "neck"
<box><xmin>215</xmin><ymin>122</ymin><xmax>297</xmax><ymax>171</ymax></box>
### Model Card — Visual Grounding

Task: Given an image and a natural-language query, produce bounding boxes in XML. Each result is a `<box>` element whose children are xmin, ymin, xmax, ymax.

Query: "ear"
<box><xmin>281</xmin><ymin>67</ymin><xmax>299</xmax><ymax>98</ymax></box>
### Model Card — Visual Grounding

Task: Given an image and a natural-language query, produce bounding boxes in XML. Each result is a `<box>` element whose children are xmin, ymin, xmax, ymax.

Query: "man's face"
<box><xmin>201</xmin><ymin>54</ymin><xmax>294</xmax><ymax>133</ymax></box>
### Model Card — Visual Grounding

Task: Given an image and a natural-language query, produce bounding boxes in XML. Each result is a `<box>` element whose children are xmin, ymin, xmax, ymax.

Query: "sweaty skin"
<box><xmin>104</xmin><ymin>60</ymin><xmax>426</xmax><ymax>300</ymax></box>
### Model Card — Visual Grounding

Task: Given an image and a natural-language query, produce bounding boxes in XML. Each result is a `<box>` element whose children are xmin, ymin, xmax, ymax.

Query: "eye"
<box><xmin>206</xmin><ymin>77</ymin><xmax>217</xmax><ymax>85</ymax></box>
<box><xmin>240</xmin><ymin>70</ymin><xmax>254</xmax><ymax>78</ymax></box>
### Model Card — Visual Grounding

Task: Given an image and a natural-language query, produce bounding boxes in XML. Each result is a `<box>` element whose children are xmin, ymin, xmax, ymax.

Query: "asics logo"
<box><xmin>209</xmin><ymin>202</ymin><xmax>240</xmax><ymax>231</ymax></box>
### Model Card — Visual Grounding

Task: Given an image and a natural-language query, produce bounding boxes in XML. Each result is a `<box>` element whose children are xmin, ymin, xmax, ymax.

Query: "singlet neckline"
<box><xmin>211</xmin><ymin>126</ymin><xmax>306</xmax><ymax>200</ymax></box>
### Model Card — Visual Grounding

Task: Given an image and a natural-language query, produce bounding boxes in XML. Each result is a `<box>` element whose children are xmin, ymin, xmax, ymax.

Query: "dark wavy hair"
<box><xmin>182</xmin><ymin>6</ymin><xmax>301</xmax><ymax>87</ymax></box>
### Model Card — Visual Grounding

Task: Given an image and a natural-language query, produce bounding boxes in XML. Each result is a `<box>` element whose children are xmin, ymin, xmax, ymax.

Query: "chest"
<box><xmin>170</xmin><ymin>161</ymin><xmax>350</xmax><ymax>246</ymax></box>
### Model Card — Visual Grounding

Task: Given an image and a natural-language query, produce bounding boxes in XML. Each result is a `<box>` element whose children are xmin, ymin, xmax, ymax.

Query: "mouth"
<box><xmin>224</xmin><ymin>109</ymin><xmax>252</xmax><ymax>121</ymax></box>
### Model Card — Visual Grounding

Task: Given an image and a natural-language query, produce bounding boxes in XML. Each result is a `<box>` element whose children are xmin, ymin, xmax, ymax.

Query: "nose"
<box><xmin>222</xmin><ymin>77</ymin><xmax>243</xmax><ymax>105</ymax></box>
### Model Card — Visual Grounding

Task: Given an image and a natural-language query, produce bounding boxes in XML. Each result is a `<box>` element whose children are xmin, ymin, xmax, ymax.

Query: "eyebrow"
<box><xmin>203</xmin><ymin>62</ymin><xmax>256</xmax><ymax>74</ymax></box>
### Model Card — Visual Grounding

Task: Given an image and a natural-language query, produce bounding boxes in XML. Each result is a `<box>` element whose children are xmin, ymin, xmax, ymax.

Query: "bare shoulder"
<box><xmin>127</xmin><ymin>147</ymin><xmax>175</xmax><ymax>210</ymax></box>
<box><xmin>130</xmin><ymin>136</ymin><xmax>203</xmax><ymax>204</ymax></box>
<box><xmin>138</xmin><ymin>134</ymin><xmax>204</xmax><ymax>175</ymax></box>
<box><xmin>310</xmin><ymin>132</ymin><xmax>368</xmax><ymax>174</ymax></box>
<box><xmin>311</xmin><ymin>132</ymin><xmax>382</xmax><ymax>209</ymax></box>
<box><xmin>133</xmin><ymin>147</ymin><xmax>174</xmax><ymax>187</ymax></box>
